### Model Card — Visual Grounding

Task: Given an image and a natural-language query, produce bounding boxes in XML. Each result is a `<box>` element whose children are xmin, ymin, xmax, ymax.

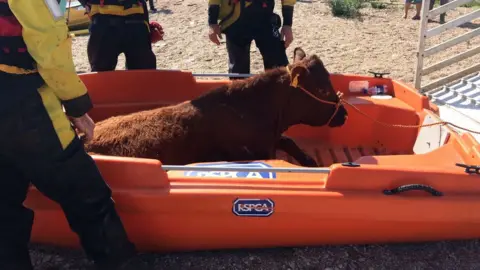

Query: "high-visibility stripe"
<box><xmin>88</xmin><ymin>4</ymin><xmax>144</xmax><ymax>17</ymax></box>
<box><xmin>87</xmin><ymin>0</ymin><xmax>142</xmax><ymax>5</ymax></box>
<box><xmin>38</xmin><ymin>85</ymin><xmax>76</xmax><ymax>150</ymax></box>
<box><xmin>0</xmin><ymin>64</ymin><xmax>37</xmax><ymax>74</ymax></box>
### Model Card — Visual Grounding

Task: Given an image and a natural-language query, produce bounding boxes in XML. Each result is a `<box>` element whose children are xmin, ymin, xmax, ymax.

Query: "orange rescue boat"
<box><xmin>26</xmin><ymin>69</ymin><xmax>480</xmax><ymax>252</ymax></box>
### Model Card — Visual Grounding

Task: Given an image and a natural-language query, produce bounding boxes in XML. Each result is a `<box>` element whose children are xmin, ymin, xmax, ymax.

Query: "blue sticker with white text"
<box><xmin>183</xmin><ymin>162</ymin><xmax>276</xmax><ymax>179</ymax></box>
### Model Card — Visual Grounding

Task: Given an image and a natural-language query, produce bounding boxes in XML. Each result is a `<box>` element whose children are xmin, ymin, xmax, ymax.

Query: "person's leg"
<box><xmin>4</xmin><ymin>87</ymin><xmax>136</xmax><ymax>269</ymax></box>
<box><xmin>411</xmin><ymin>0</ymin><xmax>422</xmax><ymax>20</ymax></box>
<box><xmin>225</xmin><ymin>31</ymin><xmax>252</xmax><ymax>79</ymax></box>
<box><xmin>404</xmin><ymin>0</ymin><xmax>411</xmax><ymax>18</ymax></box>
<box><xmin>414</xmin><ymin>3</ymin><xmax>421</xmax><ymax>18</ymax></box>
<box><xmin>0</xmin><ymin>155</ymin><xmax>34</xmax><ymax>270</ymax></box>
<box><xmin>87</xmin><ymin>17</ymin><xmax>121</xmax><ymax>72</ymax></box>
<box><xmin>148</xmin><ymin>0</ymin><xmax>157</xmax><ymax>12</ymax></box>
<box><xmin>253</xmin><ymin>18</ymin><xmax>289</xmax><ymax>71</ymax></box>
<box><xmin>123</xmin><ymin>21</ymin><xmax>157</xmax><ymax>70</ymax></box>
<box><xmin>439</xmin><ymin>0</ymin><xmax>448</xmax><ymax>23</ymax></box>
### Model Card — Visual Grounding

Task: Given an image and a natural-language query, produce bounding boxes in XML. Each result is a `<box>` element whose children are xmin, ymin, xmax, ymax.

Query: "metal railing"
<box><xmin>192</xmin><ymin>73</ymin><xmax>255</xmax><ymax>78</ymax></box>
<box><xmin>77</xmin><ymin>70</ymin><xmax>257</xmax><ymax>78</ymax></box>
<box><xmin>414</xmin><ymin>0</ymin><xmax>480</xmax><ymax>92</ymax></box>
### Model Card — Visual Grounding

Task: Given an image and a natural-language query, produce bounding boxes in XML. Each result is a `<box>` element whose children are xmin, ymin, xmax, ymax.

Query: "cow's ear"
<box><xmin>293</xmin><ymin>47</ymin><xmax>306</xmax><ymax>63</ymax></box>
<box><xmin>287</xmin><ymin>64</ymin><xmax>309</xmax><ymax>88</ymax></box>
<box><xmin>306</xmin><ymin>54</ymin><xmax>325</xmax><ymax>69</ymax></box>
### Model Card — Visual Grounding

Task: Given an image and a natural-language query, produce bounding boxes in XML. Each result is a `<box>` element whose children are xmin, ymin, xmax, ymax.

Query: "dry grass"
<box><xmin>31</xmin><ymin>0</ymin><xmax>480</xmax><ymax>269</ymax></box>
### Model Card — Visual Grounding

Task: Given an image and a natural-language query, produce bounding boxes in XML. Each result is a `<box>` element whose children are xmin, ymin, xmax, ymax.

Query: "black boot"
<box><xmin>61</xmin><ymin>194</ymin><xmax>137</xmax><ymax>270</ymax></box>
<box><xmin>0</xmin><ymin>208</ymin><xmax>34</xmax><ymax>270</ymax></box>
<box><xmin>70</xmin><ymin>204</ymin><xmax>138</xmax><ymax>269</ymax></box>
<box><xmin>440</xmin><ymin>13</ymin><xmax>446</xmax><ymax>24</ymax></box>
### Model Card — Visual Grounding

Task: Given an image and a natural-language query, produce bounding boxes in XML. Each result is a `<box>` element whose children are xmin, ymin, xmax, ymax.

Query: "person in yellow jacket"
<box><xmin>79</xmin><ymin>0</ymin><xmax>163</xmax><ymax>71</ymax></box>
<box><xmin>0</xmin><ymin>1</ymin><xmax>140</xmax><ymax>269</ymax></box>
<box><xmin>207</xmin><ymin>0</ymin><xmax>295</xmax><ymax>77</ymax></box>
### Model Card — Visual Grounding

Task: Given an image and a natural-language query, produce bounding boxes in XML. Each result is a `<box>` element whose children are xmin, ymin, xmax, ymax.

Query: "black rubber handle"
<box><xmin>368</xmin><ymin>70</ymin><xmax>390</xmax><ymax>78</ymax></box>
<box><xmin>456</xmin><ymin>163</ymin><xmax>480</xmax><ymax>175</ymax></box>
<box><xmin>383</xmin><ymin>184</ymin><xmax>443</xmax><ymax>197</ymax></box>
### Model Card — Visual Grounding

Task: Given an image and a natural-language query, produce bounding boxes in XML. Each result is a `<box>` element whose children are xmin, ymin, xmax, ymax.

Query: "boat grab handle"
<box><xmin>383</xmin><ymin>184</ymin><xmax>443</xmax><ymax>197</ymax></box>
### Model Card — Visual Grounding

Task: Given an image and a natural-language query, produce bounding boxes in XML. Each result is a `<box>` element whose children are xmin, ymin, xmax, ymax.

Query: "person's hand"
<box><xmin>281</xmin><ymin>25</ymin><xmax>293</xmax><ymax>48</ymax></box>
<box><xmin>70</xmin><ymin>113</ymin><xmax>95</xmax><ymax>143</ymax></box>
<box><xmin>208</xmin><ymin>24</ymin><xmax>222</xmax><ymax>45</ymax></box>
<box><xmin>84</xmin><ymin>4</ymin><xmax>92</xmax><ymax>19</ymax></box>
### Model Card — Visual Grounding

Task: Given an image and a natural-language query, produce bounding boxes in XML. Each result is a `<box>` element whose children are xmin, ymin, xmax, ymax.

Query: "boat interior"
<box><xmin>81</xmin><ymin>69</ymin><xmax>480</xmax><ymax>169</ymax></box>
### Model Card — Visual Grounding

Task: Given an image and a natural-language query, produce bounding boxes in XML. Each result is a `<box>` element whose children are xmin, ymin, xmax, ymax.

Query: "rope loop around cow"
<box><xmin>284</xmin><ymin>66</ymin><xmax>480</xmax><ymax>135</ymax></box>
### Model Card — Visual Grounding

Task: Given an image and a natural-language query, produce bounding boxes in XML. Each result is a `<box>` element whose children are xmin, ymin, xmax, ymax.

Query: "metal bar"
<box><xmin>429</xmin><ymin>0</ymin><xmax>474</xmax><ymax>17</ymax></box>
<box><xmin>421</xmin><ymin>62</ymin><xmax>480</xmax><ymax>91</ymax></box>
<box><xmin>422</xmin><ymin>45</ymin><xmax>480</xmax><ymax>75</ymax></box>
<box><xmin>424</xmin><ymin>27</ymin><xmax>480</xmax><ymax>57</ymax></box>
<box><xmin>414</xmin><ymin>0</ymin><xmax>432</xmax><ymax>90</ymax></box>
<box><xmin>162</xmin><ymin>165</ymin><xmax>331</xmax><ymax>174</ymax></box>
<box><xmin>192</xmin><ymin>73</ymin><xmax>255</xmax><ymax>78</ymax></box>
<box><xmin>425</xmin><ymin>9</ymin><xmax>480</xmax><ymax>38</ymax></box>
<box><xmin>77</xmin><ymin>71</ymin><xmax>257</xmax><ymax>78</ymax></box>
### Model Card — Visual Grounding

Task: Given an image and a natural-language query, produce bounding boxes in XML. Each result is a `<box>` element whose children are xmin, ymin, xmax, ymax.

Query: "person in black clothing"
<box><xmin>0</xmin><ymin>0</ymin><xmax>138</xmax><ymax>269</ymax></box>
<box><xmin>149</xmin><ymin>0</ymin><xmax>158</xmax><ymax>13</ymax></box>
<box><xmin>80</xmin><ymin>0</ymin><xmax>164</xmax><ymax>72</ymax></box>
<box><xmin>207</xmin><ymin>0</ymin><xmax>295</xmax><ymax>77</ymax></box>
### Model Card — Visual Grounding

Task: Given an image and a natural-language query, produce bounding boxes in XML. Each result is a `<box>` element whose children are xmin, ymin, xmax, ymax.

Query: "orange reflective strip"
<box><xmin>0</xmin><ymin>64</ymin><xmax>37</xmax><ymax>74</ymax></box>
<box><xmin>88</xmin><ymin>4</ymin><xmax>144</xmax><ymax>16</ymax></box>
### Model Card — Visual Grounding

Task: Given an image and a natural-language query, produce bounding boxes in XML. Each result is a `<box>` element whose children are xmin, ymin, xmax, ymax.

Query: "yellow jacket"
<box><xmin>8</xmin><ymin>0</ymin><xmax>92</xmax><ymax>118</ymax></box>
<box><xmin>209</xmin><ymin>0</ymin><xmax>296</xmax><ymax>31</ymax></box>
<box><xmin>8</xmin><ymin>0</ymin><xmax>93</xmax><ymax>149</ymax></box>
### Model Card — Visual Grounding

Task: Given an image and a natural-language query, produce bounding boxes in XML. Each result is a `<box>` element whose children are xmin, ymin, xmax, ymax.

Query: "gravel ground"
<box><xmin>31</xmin><ymin>240</ymin><xmax>480</xmax><ymax>269</ymax></box>
<box><xmin>71</xmin><ymin>0</ymin><xmax>480</xmax><ymax>86</ymax></box>
<box><xmin>30</xmin><ymin>0</ymin><xmax>480</xmax><ymax>269</ymax></box>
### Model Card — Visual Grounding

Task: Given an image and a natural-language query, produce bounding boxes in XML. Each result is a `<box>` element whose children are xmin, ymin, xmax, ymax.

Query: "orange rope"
<box><xmin>343</xmin><ymin>100</ymin><xmax>480</xmax><ymax>134</ymax></box>
<box><xmin>285</xmin><ymin>66</ymin><xmax>480</xmax><ymax>135</ymax></box>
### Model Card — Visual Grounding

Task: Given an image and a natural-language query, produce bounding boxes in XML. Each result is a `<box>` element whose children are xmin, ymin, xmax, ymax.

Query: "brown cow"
<box><xmin>84</xmin><ymin>49</ymin><xmax>348</xmax><ymax>167</ymax></box>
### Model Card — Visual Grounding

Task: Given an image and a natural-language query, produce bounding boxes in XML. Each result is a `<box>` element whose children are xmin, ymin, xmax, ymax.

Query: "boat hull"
<box><xmin>26</xmin><ymin>69</ymin><xmax>480</xmax><ymax>252</ymax></box>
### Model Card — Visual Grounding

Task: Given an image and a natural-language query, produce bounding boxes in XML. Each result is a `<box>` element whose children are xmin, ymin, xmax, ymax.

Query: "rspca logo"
<box><xmin>183</xmin><ymin>162</ymin><xmax>276</xmax><ymax>179</ymax></box>
<box><xmin>232</xmin><ymin>198</ymin><xmax>275</xmax><ymax>217</ymax></box>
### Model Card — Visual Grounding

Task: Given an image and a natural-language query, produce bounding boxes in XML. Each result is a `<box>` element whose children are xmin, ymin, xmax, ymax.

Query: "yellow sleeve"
<box><xmin>209</xmin><ymin>0</ymin><xmax>221</xmax><ymax>5</ymax></box>
<box><xmin>282</xmin><ymin>0</ymin><xmax>296</xmax><ymax>6</ymax></box>
<box><xmin>8</xmin><ymin>0</ymin><xmax>93</xmax><ymax>117</ymax></box>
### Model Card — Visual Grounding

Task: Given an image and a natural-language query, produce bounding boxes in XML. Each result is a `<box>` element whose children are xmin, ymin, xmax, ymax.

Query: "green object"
<box><xmin>59</xmin><ymin>0</ymin><xmax>67</xmax><ymax>14</ymax></box>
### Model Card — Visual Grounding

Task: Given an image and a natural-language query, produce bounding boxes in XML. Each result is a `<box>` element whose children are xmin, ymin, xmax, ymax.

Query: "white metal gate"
<box><xmin>414</xmin><ymin>0</ymin><xmax>480</xmax><ymax>92</ymax></box>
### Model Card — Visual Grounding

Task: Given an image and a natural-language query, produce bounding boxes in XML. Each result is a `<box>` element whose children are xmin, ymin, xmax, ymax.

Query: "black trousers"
<box><xmin>87</xmin><ymin>15</ymin><xmax>156</xmax><ymax>72</ymax></box>
<box><xmin>225</xmin><ymin>12</ymin><xmax>289</xmax><ymax>76</ymax></box>
<box><xmin>0</xmin><ymin>88</ymin><xmax>135</xmax><ymax>269</ymax></box>
<box><xmin>148</xmin><ymin>0</ymin><xmax>155</xmax><ymax>9</ymax></box>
